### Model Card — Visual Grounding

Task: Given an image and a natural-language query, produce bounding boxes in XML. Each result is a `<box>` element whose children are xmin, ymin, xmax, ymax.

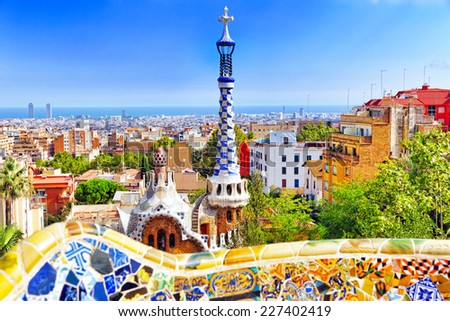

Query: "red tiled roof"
<box><xmin>396</xmin><ymin>87</ymin><xmax>450</xmax><ymax>106</ymax></box>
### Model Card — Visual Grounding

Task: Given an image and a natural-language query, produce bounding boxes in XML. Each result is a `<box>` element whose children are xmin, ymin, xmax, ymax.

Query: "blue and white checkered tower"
<box><xmin>207</xmin><ymin>7</ymin><xmax>249</xmax><ymax>209</ymax></box>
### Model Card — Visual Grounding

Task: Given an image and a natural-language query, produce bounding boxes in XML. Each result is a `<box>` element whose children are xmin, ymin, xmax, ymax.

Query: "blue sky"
<box><xmin>0</xmin><ymin>0</ymin><xmax>450</xmax><ymax>108</ymax></box>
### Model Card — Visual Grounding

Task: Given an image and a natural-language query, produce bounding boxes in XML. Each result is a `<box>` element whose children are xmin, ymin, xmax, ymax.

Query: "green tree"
<box><xmin>266</xmin><ymin>193</ymin><xmax>320</xmax><ymax>243</ymax></box>
<box><xmin>236</xmin><ymin>171</ymin><xmax>267</xmax><ymax>247</ymax></box>
<box><xmin>297</xmin><ymin>122</ymin><xmax>338</xmax><ymax>142</ymax></box>
<box><xmin>0</xmin><ymin>224</ymin><xmax>23</xmax><ymax>257</ymax></box>
<box><xmin>154</xmin><ymin>136</ymin><xmax>176</xmax><ymax>150</ymax></box>
<box><xmin>0</xmin><ymin>158</ymin><xmax>34</xmax><ymax>226</ymax></box>
<box><xmin>402</xmin><ymin>128</ymin><xmax>450</xmax><ymax>236</ymax></box>
<box><xmin>75</xmin><ymin>178</ymin><xmax>127</xmax><ymax>205</ymax></box>
<box><xmin>317</xmin><ymin>180</ymin><xmax>383</xmax><ymax>239</ymax></box>
<box><xmin>188</xmin><ymin>187</ymin><xmax>206</xmax><ymax>204</ymax></box>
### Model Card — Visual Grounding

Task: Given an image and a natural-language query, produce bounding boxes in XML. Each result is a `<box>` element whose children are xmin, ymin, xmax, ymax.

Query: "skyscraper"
<box><xmin>28</xmin><ymin>103</ymin><xmax>34</xmax><ymax>118</ymax></box>
<box><xmin>46</xmin><ymin>103</ymin><xmax>52</xmax><ymax>118</ymax></box>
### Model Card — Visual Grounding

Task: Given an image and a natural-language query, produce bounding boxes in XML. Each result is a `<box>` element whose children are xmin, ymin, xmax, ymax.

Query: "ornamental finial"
<box><xmin>218</xmin><ymin>6</ymin><xmax>234</xmax><ymax>43</ymax></box>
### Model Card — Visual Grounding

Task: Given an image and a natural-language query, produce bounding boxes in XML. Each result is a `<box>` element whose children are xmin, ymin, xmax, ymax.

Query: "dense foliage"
<box><xmin>297</xmin><ymin>122</ymin><xmax>338</xmax><ymax>142</ymax></box>
<box><xmin>0</xmin><ymin>224</ymin><xmax>23</xmax><ymax>257</ymax></box>
<box><xmin>0</xmin><ymin>158</ymin><xmax>34</xmax><ymax>226</ymax></box>
<box><xmin>235</xmin><ymin>172</ymin><xmax>320</xmax><ymax>247</ymax></box>
<box><xmin>75</xmin><ymin>178</ymin><xmax>127</xmax><ymax>205</ymax></box>
<box><xmin>37</xmin><ymin>151</ymin><xmax>150</xmax><ymax>177</ymax></box>
<box><xmin>318</xmin><ymin>128</ymin><xmax>450</xmax><ymax>239</ymax></box>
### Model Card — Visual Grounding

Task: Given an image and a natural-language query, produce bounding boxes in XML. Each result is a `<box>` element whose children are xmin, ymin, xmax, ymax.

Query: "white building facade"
<box><xmin>250</xmin><ymin>130</ymin><xmax>326</xmax><ymax>193</ymax></box>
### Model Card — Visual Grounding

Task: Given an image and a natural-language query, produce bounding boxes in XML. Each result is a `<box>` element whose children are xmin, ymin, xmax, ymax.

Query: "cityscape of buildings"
<box><xmin>1</xmin><ymin>3</ymin><xmax>450</xmax><ymax>303</ymax></box>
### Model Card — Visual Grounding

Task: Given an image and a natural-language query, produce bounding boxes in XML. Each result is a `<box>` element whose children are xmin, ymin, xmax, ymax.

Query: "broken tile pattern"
<box><xmin>0</xmin><ymin>222</ymin><xmax>450</xmax><ymax>301</ymax></box>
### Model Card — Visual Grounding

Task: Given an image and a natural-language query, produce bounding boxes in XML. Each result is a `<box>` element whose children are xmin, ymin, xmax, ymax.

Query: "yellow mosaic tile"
<box><xmin>0</xmin><ymin>252</ymin><xmax>22</xmax><ymax>284</ymax></box>
<box><xmin>223</xmin><ymin>247</ymin><xmax>256</xmax><ymax>266</ymax></box>
<box><xmin>27</xmin><ymin>230</ymin><xmax>57</xmax><ymax>255</ymax></box>
<box><xmin>123</xmin><ymin>236</ymin><xmax>143</xmax><ymax>253</ymax></box>
<box><xmin>380</xmin><ymin>239</ymin><xmax>414</xmax><ymax>255</ymax></box>
<box><xmin>43</xmin><ymin>222</ymin><xmax>65</xmax><ymax>241</ymax></box>
<box><xmin>249</xmin><ymin>244</ymin><xmax>267</xmax><ymax>260</ymax></box>
<box><xmin>261</xmin><ymin>243</ymin><xmax>295</xmax><ymax>260</ymax></box>
<box><xmin>0</xmin><ymin>273</ymin><xmax>14</xmax><ymax>301</ymax></box>
<box><xmin>103</xmin><ymin>229</ymin><xmax>126</xmax><ymax>246</ymax></box>
<box><xmin>144</xmin><ymin>248</ymin><xmax>163</xmax><ymax>265</ymax></box>
<box><xmin>298</xmin><ymin>240</ymin><xmax>341</xmax><ymax>256</ymax></box>
<box><xmin>64</xmin><ymin>221</ymin><xmax>83</xmax><ymax>236</ymax></box>
<box><xmin>161</xmin><ymin>252</ymin><xmax>178</xmax><ymax>269</ymax></box>
<box><xmin>21</xmin><ymin>242</ymin><xmax>43</xmax><ymax>273</ymax></box>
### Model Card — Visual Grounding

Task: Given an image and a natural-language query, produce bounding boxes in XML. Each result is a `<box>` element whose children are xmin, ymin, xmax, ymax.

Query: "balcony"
<box><xmin>323</xmin><ymin>149</ymin><xmax>360</xmax><ymax>163</ymax></box>
<box><xmin>331</xmin><ymin>133</ymin><xmax>372</xmax><ymax>145</ymax></box>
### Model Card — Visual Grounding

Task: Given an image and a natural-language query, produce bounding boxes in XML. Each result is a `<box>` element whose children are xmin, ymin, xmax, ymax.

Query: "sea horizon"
<box><xmin>0</xmin><ymin>105</ymin><xmax>349</xmax><ymax>119</ymax></box>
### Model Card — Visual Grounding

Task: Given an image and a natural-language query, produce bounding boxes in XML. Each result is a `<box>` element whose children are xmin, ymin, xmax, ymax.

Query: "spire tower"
<box><xmin>207</xmin><ymin>7</ymin><xmax>249</xmax><ymax>209</ymax></box>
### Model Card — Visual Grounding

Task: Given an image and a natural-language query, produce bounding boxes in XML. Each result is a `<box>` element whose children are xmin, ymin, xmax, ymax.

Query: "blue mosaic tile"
<box><xmin>100</xmin><ymin>242</ymin><xmax>108</xmax><ymax>251</ymax></box>
<box><xmin>130</xmin><ymin>259</ymin><xmax>141</xmax><ymax>273</ymax></box>
<box><xmin>114</xmin><ymin>264</ymin><xmax>131</xmax><ymax>289</ymax></box>
<box><xmin>109</xmin><ymin>248</ymin><xmax>129</xmax><ymax>268</ymax></box>
<box><xmin>79</xmin><ymin>283</ymin><xmax>87</xmax><ymax>301</ymax></box>
<box><xmin>65</xmin><ymin>241</ymin><xmax>92</xmax><ymax>276</ymax></box>
<box><xmin>84</xmin><ymin>238</ymin><xmax>97</xmax><ymax>247</ymax></box>
<box><xmin>151</xmin><ymin>290</ymin><xmax>168</xmax><ymax>301</ymax></box>
<box><xmin>66</xmin><ymin>270</ymin><xmax>80</xmax><ymax>286</ymax></box>
<box><xmin>406</xmin><ymin>277</ymin><xmax>443</xmax><ymax>301</ymax></box>
<box><xmin>93</xmin><ymin>282</ymin><xmax>108</xmax><ymax>301</ymax></box>
<box><xmin>28</xmin><ymin>262</ymin><xmax>57</xmax><ymax>296</ymax></box>
<box><xmin>60</xmin><ymin>284</ymin><xmax>78</xmax><ymax>301</ymax></box>
<box><xmin>21</xmin><ymin>293</ymin><xmax>28</xmax><ymax>301</ymax></box>
<box><xmin>104</xmin><ymin>274</ymin><xmax>116</xmax><ymax>295</ymax></box>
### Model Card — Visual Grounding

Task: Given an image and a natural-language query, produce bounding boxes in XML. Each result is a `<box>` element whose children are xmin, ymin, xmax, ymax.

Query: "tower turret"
<box><xmin>207</xmin><ymin>7</ymin><xmax>249</xmax><ymax>211</ymax></box>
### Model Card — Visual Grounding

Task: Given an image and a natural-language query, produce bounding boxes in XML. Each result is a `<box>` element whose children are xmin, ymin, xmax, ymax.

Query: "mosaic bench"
<box><xmin>0</xmin><ymin>221</ymin><xmax>449</xmax><ymax>301</ymax></box>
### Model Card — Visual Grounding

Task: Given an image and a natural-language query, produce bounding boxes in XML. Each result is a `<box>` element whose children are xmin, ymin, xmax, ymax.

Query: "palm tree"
<box><xmin>0</xmin><ymin>224</ymin><xmax>23</xmax><ymax>257</ymax></box>
<box><xmin>0</xmin><ymin>158</ymin><xmax>34</xmax><ymax>226</ymax></box>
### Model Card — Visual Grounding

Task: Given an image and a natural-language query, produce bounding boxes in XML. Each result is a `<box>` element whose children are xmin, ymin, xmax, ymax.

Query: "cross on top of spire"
<box><xmin>217</xmin><ymin>6</ymin><xmax>234</xmax><ymax>44</ymax></box>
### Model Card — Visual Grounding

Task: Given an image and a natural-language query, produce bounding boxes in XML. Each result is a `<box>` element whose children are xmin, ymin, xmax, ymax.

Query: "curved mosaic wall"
<box><xmin>1</xmin><ymin>222</ymin><xmax>449</xmax><ymax>301</ymax></box>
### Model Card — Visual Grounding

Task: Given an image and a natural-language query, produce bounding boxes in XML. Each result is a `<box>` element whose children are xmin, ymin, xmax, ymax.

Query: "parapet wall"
<box><xmin>0</xmin><ymin>222</ymin><xmax>449</xmax><ymax>301</ymax></box>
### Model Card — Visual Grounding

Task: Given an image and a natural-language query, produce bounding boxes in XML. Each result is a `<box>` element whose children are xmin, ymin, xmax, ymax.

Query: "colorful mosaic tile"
<box><xmin>1</xmin><ymin>222</ymin><xmax>450</xmax><ymax>301</ymax></box>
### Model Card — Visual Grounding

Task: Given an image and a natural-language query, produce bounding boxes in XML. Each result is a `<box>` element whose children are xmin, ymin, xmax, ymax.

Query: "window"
<box><xmin>345</xmin><ymin>167</ymin><xmax>350</xmax><ymax>176</ymax></box>
<box><xmin>324</xmin><ymin>180</ymin><xmax>329</xmax><ymax>191</ymax></box>
<box><xmin>307</xmin><ymin>155</ymin><xmax>312</xmax><ymax>161</ymax></box>
<box><xmin>282</xmin><ymin>155</ymin><xmax>286</xmax><ymax>162</ymax></box>
<box><xmin>294</xmin><ymin>155</ymin><xmax>299</xmax><ymax>163</ymax></box>
<box><xmin>325</xmin><ymin>163</ymin><xmax>329</xmax><ymax>173</ymax></box>
<box><xmin>157</xmin><ymin>230</ymin><xmax>166</xmax><ymax>251</ymax></box>
<box><xmin>169</xmin><ymin>234</ymin><xmax>175</xmax><ymax>248</ymax></box>
<box><xmin>294</xmin><ymin>179</ymin><xmax>299</xmax><ymax>188</ymax></box>
<box><xmin>282</xmin><ymin>179</ymin><xmax>287</xmax><ymax>188</ymax></box>
<box><xmin>352</xmin><ymin>148</ymin><xmax>357</xmax><ymax>156</ymax></box>
<box><xmin>265</xmin><ymin>165</ymin><xmax>267</xmax><ymax>172</ymax></box>
<box><xmin>438</xmin><ymin>106</ymin><xmax>445</xmax><ymax>114</ymax></box>
<box><xmin>148</xmin><ymin>235</ymin><xmax>154</xmax><ymax>247</ymax></box>
<box><xmin>283</xmin><ymin>137</ymin><xmax>289</xmax><ymax>144</ymax></box>
<box><xmin>332</xmin><ymin>166</ymin><xmax>337</xmax><ymax>176</ymax></box>
<box><xmin>428</xmin><ymin>106</ymin><xmax>436</xmax><ymax>117</ymax></box>
<box><xmin>313</xmin><ymin>181</ymin><xmax>316</xmax><ymax>189</ymax></box>
<box><xmin>306</xmin><ymin>178</ymin><xmax>309</xmax><ymax>189</ymax></box>
<box><xmin>264</xmin><ymin>154</ymin><xmax>267</xmax><ymax>161</ymax></box>
<box><xmin>294</xmin><ymin>167</ymin><xmax>299</xmax><ymax>175</ymax></box>
<box><xmin>227</xmin><ymin>210</ymin><xmax>232</xmax><ymax>223</ymax></box>
<box><xmin>37</xmin><ymin>189</ymin><xmax>46</xmax><ymax>197</ymax></box>
<box><xmin>282</xmin><ymin>167</ymin><xmax>287</xmax><ymax>175</ymax></box>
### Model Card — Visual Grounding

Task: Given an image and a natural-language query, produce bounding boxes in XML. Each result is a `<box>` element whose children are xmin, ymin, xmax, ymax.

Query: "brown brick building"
<box><xmin>322</xmin><ymin>99</ymin><xmax>435</xmax><ymax>202</ymax></box>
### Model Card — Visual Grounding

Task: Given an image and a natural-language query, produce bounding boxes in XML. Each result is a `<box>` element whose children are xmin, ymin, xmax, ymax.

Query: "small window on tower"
<box><xmin>227</xmin><ymin>210</ymin><xmax>232</xmax><ymax>223</ymax></box>
<box><xmin>169</xmin><ymin>234</ymin><xmax>175</xmax><ymax>248</ymax></box>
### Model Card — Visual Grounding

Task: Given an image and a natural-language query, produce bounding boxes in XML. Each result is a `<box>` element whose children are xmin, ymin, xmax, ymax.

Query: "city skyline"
<box><xmin>1</xmin><ymin>0</ymin><xmax>450</xmax><ymax>108</ymax></box>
